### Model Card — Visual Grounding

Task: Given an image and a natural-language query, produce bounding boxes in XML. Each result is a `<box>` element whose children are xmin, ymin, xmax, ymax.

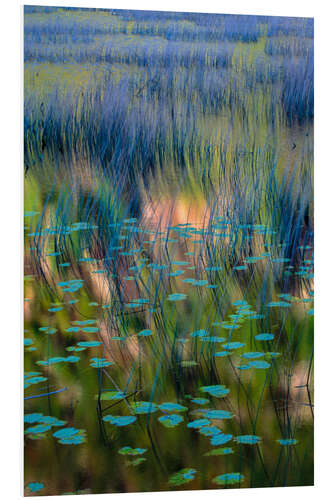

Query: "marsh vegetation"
<box><xmin>24</xmin><ymin>6</ymin><xmax>313</xmax><ymax>495</ymax></box>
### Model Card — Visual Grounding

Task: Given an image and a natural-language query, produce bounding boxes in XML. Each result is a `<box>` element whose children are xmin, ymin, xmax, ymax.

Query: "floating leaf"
<box><xmin>204</xmin><ymin>447</ymin><xmax>234</xmax><ymax>456</ymax></box>
<box><xmin>278</xmin><ymin>439</ymin><xmax>298</xmax><ymax>445</ymax></box>
<box><xmin>244</xmin><ymin>256</ymin><xmax>264</xmax><ymax>264</ymax></box>
<box><xmin>158</xmin><ymin>414</ymin><xmax>184</xmax><ymax>428</ymax></box>
<box><xmin>72</xmin><ymin>320</ymin><xmax>96</xmax><ymax>326</ymax></box>
<box><xmin>158</xmin><ymin>402</ymin><xmax>187</xmax><ymax>412</ymax></box>
<box><xmin>199</xmin><ymin>425</ymin><xmax>222</xmax><ymax>437</ymax></box>
<box><xmin>90</xmin><ymin>357</ymin><xmax>113</xmax><ymax>368</ymax></box>
<box><xmin>53</xmin><ymin>427</ymin><xmax>79</xmax><ymax>439</ymax></box>
<box><xmin>27</xmin><ymin>482</ymin><xmax>44</xmax><ymax>492</ymax></box>
<box><xmin>267</xmin><ymin>301</ymin><xmax>291</xmax><ymax>308</ymax></box>
<box><xmin>118</xmin><ymin>447</ymin><xmax>147</xmax><ymax>455</ymax></box>
<box><xmin>37</xmin><ymin>357</ymin><xmax>65</xmax><ymax>366</ymax></box>
<box><xmin>199</xmin><ymin>385</ymin><xmax>229</xmax><ymax>397</ymax></box>
<box><xmin>138</xmin><ymin>329</ymin><xmax>152</xmax><ymax>337</ymax></box>
<box><xmin>77</xmin><ymin>341</ymin><xmax>102</xmax><ymax>347</ymax></box>
<box><xmin>278</xmin><ymin>293</ymin><xmax>293</xmax><ymax>301</ymax></box>
<box><xmin>187</xmin><ymin>419</ymin><xmax>211</xmax><ymax>429</ymax></box>
<box><xmin>192</xmin><ymin>280</ymin><xmax>208</xmax><ymax>287</ymax></box>
<box><xmin>190</xmin><ymin>329</ymin><xmax>208</xmax><ymax>338</ymax></box>
<box><xmin>66</xmin><ymin>346</ymin><xmax>85</xmax><ymax>352</ymax></box>
<box><xmin>133</xmin><ymin>298</ymin><xmax>149</xmax><ymax>304</ymax></box>
<box><xmin>223</xmin><ymin>342</ymin><xmax>245</xmax><ymax>350</ymax></box>
<box><xmin>24</xmin><ymin>211</ymin><xmax>40</xmax><ymax>217</ymax></box>
<box><xmin>201</xmin><ymin>410</ymin><xmax>234</xmax><ymax>420</ymax></box>
<box><xmin>130</xmin><ymin>401</ymin><xmax>158</xmax><ymax>414</ymax></box>
<box><xmin>53</xmin><ymin>427</ymin><xmax>86</xmax><ymax>445</ymax></box>
<box><xmin>191</xmin><ymin>398</ymin><xmax>209</xmax><ymax>405</ymax></box>
<box><xmin>99</xmin><ymin>391</ymin><xmax>126</xmax><ymax>401</ymax></box>
<box><xmin>255</xmin><ymin>333</ymin><xmax>274</xmax><ymax>341</ymax></box>
<box><xmin>210</xmin><ymin>433</ymin><xmax>233</xmax><ymax>445</ymax></box>
<box><xmin>64</xmin><ymin>355</ymin><xmax>80</xmax><ymax>363</ymax></box>
<box><xmin>214</xmin><ymin>351</ymin><xmax>230</xmax><ymax>357</ymax></box>
<box><xmin>25</xmin><ymin>424</ymin><xmax>51</xmax><ymax>435</ymax></box>
<box><xmin>167</xmin><ymin>293</ymin><xmax>187</xmax><ymax>302</ymax></box>
<box><xmin>168</xmin><ymin>270</ymin><xmax>185</xmax><ymax>277</ymax></box>
<box><xmin>168</xmin><ymin>468</ymin><xmax>197</xmax><ymax>486</ymax></box>
<box><xmin>58</xmin><ymin>434</ymin><xmax>86</xmax><ymax>445</ymax></box>
<box><xmin>235</xmin><ymin>435</ymin><xmax>261</xmax><ymax>444</ymax></box>
<box><xmin>200</xmin><ymin>336</ymin><xmax>225</xmax><ymax>343</ymax></box>
<box><xmin>222</xmin><ymin>322</ymin><xmax>241</xmax><ymax>330</ymax></box>
<box><xmin>212</xmin><ymin>472</ymin><xmax>244</xmax><ymax>485</ymax></box>
<box><xmin>233</xmin><ymin>300</ymin><xmax>248</xmax><ymax>306</ymax></box>
<box><xmin>39</xmin><ymin>416</ymin><xmax>66</xmax><ymax>427</ymax></box>
<box><xmin>24</xmin><ymin>413</ymin><xmax>44</xmax><ymax>424</ymax></box>
<box><xmin>239</xmin><ymin>360</ymin><xmax>271</xmax><ymax>369</ymax></box>
<box><xmin>24</xmin><ymin>376</ymin><xmax>47</xmax><ymax>388</ymax></box>
<box><xmin>103</xmin><ymin>415</ymin><xmax>137</xmax><ymax>427</ymax></box>
<box><xmin>242</xmin><ymin>352</ymin><xmax>265</xmax><ymax>359</ymax></box>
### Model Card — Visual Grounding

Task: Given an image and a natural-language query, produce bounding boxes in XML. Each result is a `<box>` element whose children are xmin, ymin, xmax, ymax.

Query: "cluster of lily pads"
<box><xmin>24</xmin><ymin>411</ymin><xmax>87</xmax><ymax>445</ymax></box>
<box><xmin>24</xmin><ymin>211</ymin><xmax>312</xmax><ymax>491</ymax></box>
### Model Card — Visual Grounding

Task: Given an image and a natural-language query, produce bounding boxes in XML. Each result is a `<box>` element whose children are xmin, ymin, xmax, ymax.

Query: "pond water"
<box><xmin>24</xmin><ymin>7</ymin><xmax>313</xmax><ymax>496</ymax></box>
<box><xmin>24</xmin><ymin>199</ymin><xmax>313</xmax><ymax>495</ymax></box>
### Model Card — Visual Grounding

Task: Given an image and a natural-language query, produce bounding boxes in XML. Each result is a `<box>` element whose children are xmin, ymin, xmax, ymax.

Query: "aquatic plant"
<box><xmin>24</xmin><ymin>6</ymin><xmax>313</xmax><ymax>495</ymax></box>
<box><xmin>212</xmin><ymin>472</ymin><xmax>244</xmax><ymax>485</ymax></box>
<box><xmin>168</xmin><ymin>468</ymin><xmax>197</xmax><ymax>486</ymax></box>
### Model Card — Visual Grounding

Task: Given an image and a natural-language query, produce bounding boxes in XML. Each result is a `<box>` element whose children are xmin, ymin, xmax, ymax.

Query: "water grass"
<box><xmin>24</xmin><ymin>6</ymin><xmax>313</xmax><ymax>496</ymax></box>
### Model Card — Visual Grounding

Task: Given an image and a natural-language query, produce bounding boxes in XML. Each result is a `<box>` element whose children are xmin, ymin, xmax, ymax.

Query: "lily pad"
<box><xmin>99</xmin><ymin>391</ymin><xmax>126</xmax><ymax>401</ymax></box>
<box><xmin>169</xmin><ymin>468</ymin><xmax>197</xmax><ymax>486</ymax></box>
<box><xmin>158</xmin><ymin>402</ymin><xmax>187</xmax><ymax>412</ymax></box>
<box><xmin>255</xmin><ymin>333</ymin><xmax>274</xmax><ymax>341</ymax></box>
<box><xmin>212</xmin><ymin>472</ymin><xmax>244</xmax><ymax>485</ymax></box>
<box><xmin>27</xmin><ymin>482</ymin><xmax>44</xmax><ymax>492</ymax></box>
<box><xmin>90</xmin><ymin>357</ymin><xmax>113</xmax><ymax>368</ymax></box>
<box><xmin>138</xmin><ymin>329</ymin><xmax>152</xmax><ymax>337</ymax></box>
<box><xmin>199</xmin><ymin>425</ymin><xmax>222</xmax><ymax>437</ymax></box>
<box><xmin>235</xmin><ymin>435</ymin><xmax>261</xmax><ymax>444</ymax></box>
<box><xmin>167</xmin><ymin>293</ymin><xmax>187</xmax><ymax>302</ymax></box>
<box><xmin>190</xmin><ymin>329</ymin><xmax>208</xmax><ymax>338</ymax></box>
<box><xmin>242</xmin><ymin>352</ymin><xmax>265</xmax><ymax>359</ymax></box>
<box><xmin>201</xmin><ymin>410</ymin><xmax>234</xmax><ymax>420</ymax></box>
<box><xmin>278</xmin><ymin>438</ymin><xmax>298</xmax><ymax>445</ymax></box>
<box><xmin>77</xmin><ymin>341</ymin><xmax>102</xmax><ymax>347</ymax></box>
<box><xmin>158</xmin><ymin>414</ymin><xmax>184</xmax><ymax>428</ymax></box>
<box><xmin>118</xmin><ymin>447</ymin><xmax>147</xmax><ymax>455</ymax></box>
<box><xmin>191</xmin><ymin>398</ymin><xmax>209</xmax><ymax>405</ymax></box>
<box><xmin>223</xmin><ymin>342</ymin><xmax>245</xmax><ymax>350</ymax></box>
<box><xmin>187</xmin><ymin>419</ymin><xmax>211</xmax><ymax>429</ymax></box>
<box><xmin>199</xmin><ymin>385</ymin><xmax>229</xmax><ymax>397</ymax></box>
<box><xmin>210</xmin><ymin>433</ymin><xmax>233</xmax><ymax>445</ymax></box>
<box><xmin>130</xmin><ymin>401</ymin><xmax>158</xmax><ymax>414</ymax></box>
<box><xmin>103</xmin><ymin>415</ymin><xmax>137</xmax><ymax>426</ymax></box>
